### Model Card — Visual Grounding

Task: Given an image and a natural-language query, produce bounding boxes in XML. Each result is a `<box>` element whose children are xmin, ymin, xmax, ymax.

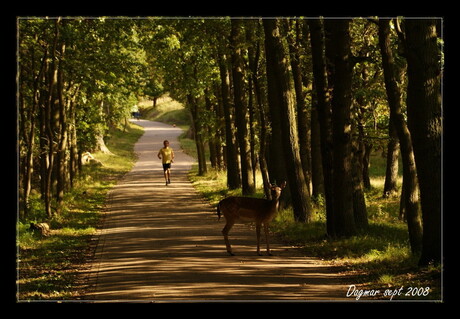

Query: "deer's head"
<box><xmin>270</xmin><ymin>181</ymin><xmax>286</xmax><ymax>200</ymax></box>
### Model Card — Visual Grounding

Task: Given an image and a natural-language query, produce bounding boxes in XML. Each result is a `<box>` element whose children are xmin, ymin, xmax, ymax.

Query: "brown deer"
<box><xmin>217</xmin><ymin>181</ymin><xmax>286</xmax><ymax>256</ymax></box>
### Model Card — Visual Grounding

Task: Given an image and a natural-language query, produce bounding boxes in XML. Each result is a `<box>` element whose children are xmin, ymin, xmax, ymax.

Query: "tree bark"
<box><xmin>263</xmin><ymin>18</ymin><xmax>312</xmax><ymax>222</ymax></box>
<box><xmin>230</xmin><ymin>19</ymin><xmax>255</xmax><ymax>195</ymax></box>
<box><xmin>217</xmin><ymin>51</ymin><xmax>241</xmax><ymax>188</ymax></box>
<box><xmin>351</xmin><ymin>124</ymin><xmax>369</xmax><ymax>230</ymax></box>
<box><xmin>287</xmin><ymin>20</ymin><xmax>312</xmax><ymax>196</ymax></box>
<box><xmin>326</xmin><ymin>18</ymin><xmax>356</xmax><ymax>237</ymax></box>
<box><xmin>383</xmin><ymin>116</ymin><xmax>400</xmax><ymax>197</ymax></box>
<box><xmin>308</xmin><ymin>18</ymin><xmax>335</xmax><ymax>235</ymax></box>
<box><xmin>247</xmin><ymin>23</ymin><xmax>272</xmax><ymax>199</ymax></box>
<box><xmin>310</xmin><ymin>91</ymin><xmax>325</xmax><ymax>198</ymax></box>
<box><xmin>188</xmin><ymin>94</ymin><xmax>207</xmax><ymax>176</ymax></box>
<box><xmin>55</xmin><ymin>41</ymin><xmax>67</xmax><ymax>207</ymax></box>
<box><xmin>404</xmin><ymin>19</ymin><xmax>442</xmax><ymax>265</ymax></box>
<box><xmin>378</xmin><ymin>18</ymin><xmax>423</xmax><ymax>253</ymax></box>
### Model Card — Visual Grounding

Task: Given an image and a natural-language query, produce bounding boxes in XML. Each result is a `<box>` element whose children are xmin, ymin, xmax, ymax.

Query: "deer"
<box><xmin>217</xmin><ymin>181</ymin><xmax>286</xmax><ymax>256</ymax></box>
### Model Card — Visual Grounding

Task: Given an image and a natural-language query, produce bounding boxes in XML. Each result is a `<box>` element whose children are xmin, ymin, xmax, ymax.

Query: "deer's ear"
<box><xmin>280</xmin><ymin>181</ymin><xmax>287</xmax><ymax>189</ymax></box>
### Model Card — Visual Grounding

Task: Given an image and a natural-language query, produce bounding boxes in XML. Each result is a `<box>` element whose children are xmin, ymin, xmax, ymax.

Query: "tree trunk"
<box><xmin>326</xmin><ymin>18</ymin><xmax>356</xmax><ymax>237</ymax></box>
<box><xmin>217</xmin><ymin>51</ymin><xmax>241</xmax><ymax>189</ymax></box>
<box><xmin>188</xmin><ymin>95</ymin><xmax>207</xmax><ymax>176</ymax></box>
<box><xmin>310</xmin><ymin>91</ymin><xmax>325</xmax><ymax>198</ymax></box>
<box><xmin>404</xmin><ymin>19</ymin><xmax>442</xmax><ymax>265</ymax></box>
<box><xmin>351</xmin><ymin>124</ymin><xmax>368</xmax><ymax>230</ymax></box>
<box><xmin>247</xmin><ymin>75</ymin><xmax>257</xmax><ymax>186</ymax></box>
<box><xmin>383</xmin><ymin>116</ymin><xmax>400</xmax><ymax>197</ymax></box>
<box><xmin>41</xmin><ymin>19</ymin><xmax>61</xmax><ymax>217</ymax></box>
<box><xmin>378</xmin><ymin>18</ymin><xmax>423</xmax><ymax>254</ymax></box>
<box><xmin>56</xmin><ymin>43</ymin><xmax>67</xmax><ymax>207</ymax></box>
<box><xmin>287</xmin><ymin>20</ymin><xmax>312</xmax><ymax>196</ymax></box>
<box><xmin>308</xmin><ymin>18</ymin><xmax>335</xmax><ymax>235</ymax></box>
<box><xmin>230</xmin><ymin>19</ymin><xmax>255</xmax><ymax>195</ymax></box>
<box><xmin>362</xmin><ymin>142</ymin><xmax>372</xmax><ymax>189</ymax></box>
<box><xmin>247</xmin><ymin>28</ymin><xmax>272</xmax><ymax>200</ymax></box>
<box><xmin>19</xmin><ymin>43</ymin><xmax>47</xmax><ymax>217</ymax></box>
<box><xmin>263</xmin><ymin>18</ymin><xmax>312</xmax><ymax>222</ymax></box>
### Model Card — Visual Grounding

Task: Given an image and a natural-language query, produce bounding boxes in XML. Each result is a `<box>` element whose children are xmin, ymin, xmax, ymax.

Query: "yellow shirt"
<box><xmin>158</xmin><ymin>147</ymin><xmax>174</xmax><ymax>164</ymax></box>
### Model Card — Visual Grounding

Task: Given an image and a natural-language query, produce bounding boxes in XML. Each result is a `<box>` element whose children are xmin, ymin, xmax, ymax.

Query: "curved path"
<box><xmin>85</xmin><ymin>119</ymin><xmax>349</xmax><ymax>301</ymax></box>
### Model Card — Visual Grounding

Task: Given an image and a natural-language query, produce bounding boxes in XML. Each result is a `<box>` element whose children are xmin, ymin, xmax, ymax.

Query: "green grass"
<box><xmin>17</xmin><ymin>121</ymin><xmax>144</xmax><ymax>301</ymax></box>
<box><xmin>185</xmin><ymin>149</ymin><xmax>442</xmax><ymax>301</ymax></box>
<box><xmin>139</xmin><ymin>94</ymin><xmax>191</xmax><ymax>129</ymax></box>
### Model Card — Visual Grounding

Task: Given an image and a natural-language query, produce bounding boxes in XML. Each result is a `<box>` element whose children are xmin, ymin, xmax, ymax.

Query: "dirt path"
<box><xmin>84</xmin><ymin>120</ymin><xmax>349</xmax><ymax>301</ymax></box>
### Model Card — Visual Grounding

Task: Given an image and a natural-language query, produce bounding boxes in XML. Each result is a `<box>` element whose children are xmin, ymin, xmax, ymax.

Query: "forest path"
<box><xmin>84</xmin><ymin>119</ymin><xmax>349</xmax><ymax>301</ymax></box>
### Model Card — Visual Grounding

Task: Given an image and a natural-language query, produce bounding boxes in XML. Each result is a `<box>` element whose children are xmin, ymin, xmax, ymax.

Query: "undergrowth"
<box><xmin>187</xmin><ymin>155</ymin><xmax>442</xmax><ymax>301</ymax></box>
<box><xmin>17</xmin><ymin>122</ymin><xmax>144</xmax><ymax>300</ymax></box>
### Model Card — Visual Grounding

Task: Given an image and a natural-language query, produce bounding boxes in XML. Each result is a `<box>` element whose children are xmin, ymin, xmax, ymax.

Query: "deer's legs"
<box><xmin>222</xmin><ymin>220</ymin><xmax>235</xmax><ymax>256</ymax></box>
<box><xmin>264</xmin><ymin>223</ymin><xmax>272</xmax><ymax>256</ymax></box>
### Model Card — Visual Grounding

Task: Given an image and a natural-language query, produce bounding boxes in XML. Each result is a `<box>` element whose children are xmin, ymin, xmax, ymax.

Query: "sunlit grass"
<box><xmin>139</xmin><ymin>94</ymin><xmax>190</xmax><ymax>128</ymax></box>
<box><xmin>185</xmin><ymin>149</ymin><xmax>441</xmax><ymax>300</ymax></box>
<box><xmin>17</xmin><ymin>121</ymin><xmax>144</xmax><ymax>300</ymax></box>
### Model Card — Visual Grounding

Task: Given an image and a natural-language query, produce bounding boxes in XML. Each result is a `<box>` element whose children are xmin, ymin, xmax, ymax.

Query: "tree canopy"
<box><xmin>18</xmin><ymin>16</ymin><xmax>443</xmax><ymax>266</ymax></box>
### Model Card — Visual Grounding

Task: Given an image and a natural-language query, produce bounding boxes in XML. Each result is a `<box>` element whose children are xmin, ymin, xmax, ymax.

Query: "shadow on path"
<box><xmin>84</xmin><ymin>120</ymin><xmax>349</xmax><ymax>301</ymax></box>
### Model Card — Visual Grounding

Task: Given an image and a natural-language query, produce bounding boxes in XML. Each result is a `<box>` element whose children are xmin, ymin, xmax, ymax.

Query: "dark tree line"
<box><xmin>145</xmin><ymin>17</ymin><xmax>442</xmax><ymax>266</ymax></box>
<box><xmin>18</xmin><ymin>18</ymin><xmax>149</xmax><ymax>217</ymax></box>
<box><xmin>18</xmin><ymin>17</ymin><xmax>443</xmax><ymax>266</ymax></box>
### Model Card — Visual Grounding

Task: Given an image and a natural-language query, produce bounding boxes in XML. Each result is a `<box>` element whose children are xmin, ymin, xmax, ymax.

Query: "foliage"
<box><xmin>17</xmin><ymin>122</ymin><xmax>143</xmax><ymax>300</ymax></box>
<box><xmin>18</xmin><ymin>16</ymin><xmax>442</xmax><ymax>300</ymax></box>
<box><xmin>18</xmin><ymin>17</ymin><xmax>150</xmax><ymax>218</ymax></box>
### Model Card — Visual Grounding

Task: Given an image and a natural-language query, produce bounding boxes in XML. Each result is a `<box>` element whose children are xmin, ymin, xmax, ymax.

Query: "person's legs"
<box><xmin>166</xmin><ymin>168</ymin><xmax>171</xmax><ymax>184</ymax></box>
<box><xmin>162</xmin><ymin>163</ymin><xmax>171</xmax><ymax>185</ymax></box>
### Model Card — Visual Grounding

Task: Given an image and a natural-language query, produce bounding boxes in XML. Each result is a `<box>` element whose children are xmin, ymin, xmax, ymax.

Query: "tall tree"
<box><xmin>325</xmin><ymin>18</ymin><xmax>357</xmax><ymax>236</ymax></box>
<box><xmin>217</xmin><ymin>49</ymin><xmax>241</xmax><ymax>189</ymax></box>
<box><xmin>404</xmin><ymin>18</ymin><xmax>442</xmax><ymax>265</ymax></box>
<box><xmin>308</xmin><ymin>18</ymin><xmax>335</xmax><ymax>235</ymax></box>
<box><xmin>378</xmin><ymin>18</ymin><xmax>423</xmax><ymax>254</ymax></box>
<box><xmin>286</xmin><ymin>19</ymin><xmax>312</xmax><ymax>195</ymax></box>
<box><xmin>263</xmin><ymin>18</ymin><xmax>312</xmax><ymax>222</ymax></box>
<box><xmin>246</xmin><ymin>19</ymin><xmax>272</xmax><ymax>199</ymax></box>
<box><xmin>230</xmin><ymin>19</ymin><xmax>255</xmax><ymax>195</ymax></box>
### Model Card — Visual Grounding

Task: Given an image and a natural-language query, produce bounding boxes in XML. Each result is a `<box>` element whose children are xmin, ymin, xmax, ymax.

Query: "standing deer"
<box><xmin>217</xmin><ymin>181</ymin><xmax>286</xmax><ymax>256</ymax></box>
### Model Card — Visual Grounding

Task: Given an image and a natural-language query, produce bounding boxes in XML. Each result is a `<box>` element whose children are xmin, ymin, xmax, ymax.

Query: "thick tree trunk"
<box><xmin>263</xmin><ymin>18</ymin><xmax>312</xmax><ymax>222</ymax></box>
<box><xmin>308</xmin><ymin>18</ymin><xmax>335</xmax><ymax>235</ymax></box>
<box><xmin>405</xmin><ymin>19</ymin><xmax>442</xmax><ymax>265</ymax></box>
<box><xmin>326</xmin><ymin>18</ymin><xmax>356</xmax><ymax>237</ymax></box>
<box><xmin>217</xmin><ymin>51</ymin><xmax>241</xmax><ymax>188</ymax></box>
<box><xmin>378</xmin><ymin>18</ymin><xmax>423</xmax><ymax>254</ymax></box>
<box><xmin>230</xmin><ymin>19</ymin><xmax>255</xmax><ymax>195</ymax></box>
<box><xmin>247</xmin><ymin>26</ymin><xmax>272</xmax><ymax>199</ymax></box>
<box><xmin>287</xmin><ymin>20</ymin><xmax>312</xmax><ymax>196</ymax></box>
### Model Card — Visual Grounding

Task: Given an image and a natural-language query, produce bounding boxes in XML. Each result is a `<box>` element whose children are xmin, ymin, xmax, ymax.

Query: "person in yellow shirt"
<box><xmin>157</xmin><ymin>140</ymin><xmax>175</xmax><ymax>186</ymax></box>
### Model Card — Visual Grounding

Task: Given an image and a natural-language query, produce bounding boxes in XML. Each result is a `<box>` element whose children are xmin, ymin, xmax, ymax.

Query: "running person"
<box><xmin>157</xmin><ymin>140</ymin><xmax>174</xmax><ymax>186</ymax></box>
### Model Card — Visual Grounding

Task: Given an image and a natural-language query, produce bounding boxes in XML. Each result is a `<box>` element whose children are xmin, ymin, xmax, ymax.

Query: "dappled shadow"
<box><xmin>84</xmin><ymin>120</ymin><xmax>349</xmax><ymax>301</ymax></box>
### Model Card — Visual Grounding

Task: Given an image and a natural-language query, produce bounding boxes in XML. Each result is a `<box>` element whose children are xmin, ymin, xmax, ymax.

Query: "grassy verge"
<box><xmin>186</xmin><ymin>154</ymin><xmax>442</xmax><ymax>301</ymax></box>
<box><xmin>138</xmin><ymin>94</ymin><xmax>190</xmax><ymax>130</ymax></box>
<box><xmin>16</xmin><ymin>121</ymin><xmax>144</xmax><ymax>300</ymax></box>
<box><xmin>142</xmin><ymin>95</ymin><xmax>442</xmax><ymax>301</ymax></box>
